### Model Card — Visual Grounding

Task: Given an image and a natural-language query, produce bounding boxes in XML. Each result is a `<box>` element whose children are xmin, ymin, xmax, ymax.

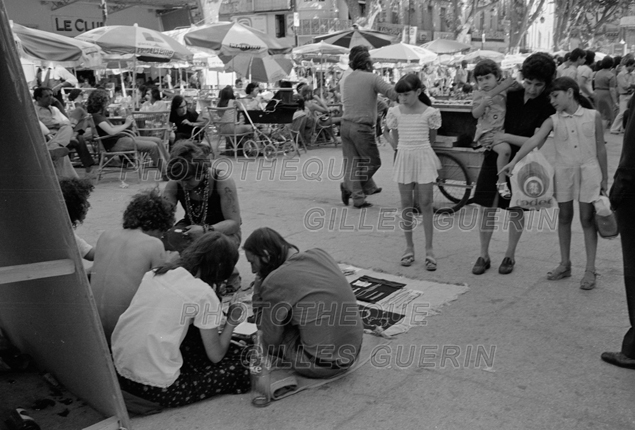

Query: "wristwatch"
<box><xmin>204</xmin><ymin>224</ymin><xmax>215</xmax><ymax>233</ymax></box>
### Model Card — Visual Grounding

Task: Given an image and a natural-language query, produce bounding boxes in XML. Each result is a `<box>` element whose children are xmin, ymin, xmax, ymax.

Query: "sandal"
<box><xmin>425</xmin><ymin>256</ymin><xmax>437</xmax><ymax>272</ymax></box>
<box><xmin>496</xmin><ymin>182</ymin><xmax>511</xmax><ymax>199</ymax></box>
<box><xmin>580</xmin><ymin>270</ymin><xmax>597</xmax><ymax>290</ymax></box>
<box><xmin>547</xmin><ymin>262</ymin><xmax>572</xmax><ymax>280</ymax></box>
<box><xmin>400</xmin><ymin>252</ymin><xmax>415</xmax><ymax>267</ymax></box>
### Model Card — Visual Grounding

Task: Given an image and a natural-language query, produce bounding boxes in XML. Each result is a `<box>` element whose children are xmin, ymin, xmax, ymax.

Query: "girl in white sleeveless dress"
<box><xmin>501</xmin><ymin>77</ymin><xmax>608</xmax><ymax>290</ymax></box>
<box><xmin>386</xmin><ymin>75</ymin><xmax>442</xmax><ymax>270</ymax></box>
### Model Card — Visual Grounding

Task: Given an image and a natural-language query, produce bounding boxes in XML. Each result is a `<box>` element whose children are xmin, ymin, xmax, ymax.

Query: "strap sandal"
<box><xmin>580</xmin><ymin>270</ymin><xmax>597</xmax><ymax>290</ymax></box>
<box><xmin>400</xmin><ymin>252</ymin><xmax>415</xmax><ymax>267</ymax></box>
<box><xmin>547</xmin><ymin>263</ymin><xmax>572</xmax><ymax>281</ymax></box>
<box><xmin>425</xmin><ymin>256</ymin><xmax>437</xmax><ymax>272</ymax></box>
<box><xmin>496</xmin><ymin>182</ymin><xmax>512</xmax><ymax>199</ymax></box>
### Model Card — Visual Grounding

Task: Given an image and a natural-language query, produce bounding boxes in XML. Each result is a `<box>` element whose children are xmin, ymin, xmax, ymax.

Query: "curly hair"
<box><xmin>166</xmin><ymin>141</ymin><xmax>211</xmax><ymax>181</ymax></box>
<box><xmin>243</xmin><ymin>227</ymin><xmax>299</xmax><ymax>279</ymax></box>
<box><xmin>59</xmin><ymin>178</ymin><xmax>94</xmax><ymax>227</ymax></box>
<box><xmin>86</xmin><ymin>89</ymin><xmax>110</xmax><ymax>114</ymax></box>
<box><xmin>154</xmin><ymin>232</ymin><xmax>238</xmax><ymax>286</ymax></box>
<box><xmin>521</xmin><ymin>52</ymin><xmax>556</xmax><ymax>86</ymax></box>
<box><xmin>123</xmin><ymin>189</ymin><xmax>175</xmax><ymax>232</ymax></box>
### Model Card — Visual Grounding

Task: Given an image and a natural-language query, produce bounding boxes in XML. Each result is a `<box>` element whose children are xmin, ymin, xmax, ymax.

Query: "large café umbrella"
<box><xmin>224</xmin><ymin>55</ymin><xmax>294</xmax><ymax>83</ymax></box>
<box><xmin>183</xmin><ymin>21</ymin><xmax>292</xmax><ymax>58</ymax></box>
<box><xmin>313</xmin><ymin>27</ymin><xmax>395</xmax><ymax>49</ymax></box>
<box><xmin>421</xmin><ymin>39</ymin><xmax>471</xmax><ymax>54</ymax></box>
<box><xmin>183</xmin><ymin>21</ymin><xmax>293</xmax><ymax>82</ymax></box>
<box><xmin>76</xmin><ymin>24</ymin><xmax>192</xmax><ymax>63</ymax></box>
<box><xmin>11</xmin><ymin>21</ymin><xmax>103</xmax><ymax>67</ymax></box>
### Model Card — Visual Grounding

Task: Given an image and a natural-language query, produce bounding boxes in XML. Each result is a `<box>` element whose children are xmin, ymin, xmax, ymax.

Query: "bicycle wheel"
<box><xmin>263</xmin><ymin>144</ymin><xmax>277</xmax><ymax>160</ymax></box>
<box><xmin>242</xmin><ymin>140</ymin><xmax>260</xmax><ymax>159</ymax></box>
<box><xmin>434</xmin><ymin>153</ymin><xmax>471</xmax><ymax>214</ymax></box>
<box><xmin>282</xmin><ymin>141</ymin><xmax>296</xmax><ymax>158</ymax></box>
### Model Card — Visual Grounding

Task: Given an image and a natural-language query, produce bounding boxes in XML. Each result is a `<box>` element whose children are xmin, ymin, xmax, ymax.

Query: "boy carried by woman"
<box><xmin>471</xmin><ymin>59</ymin><xmax>520</xmax><ymax>199</ymax></box>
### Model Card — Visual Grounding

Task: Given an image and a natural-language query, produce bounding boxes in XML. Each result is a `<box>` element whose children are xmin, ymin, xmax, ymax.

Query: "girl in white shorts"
<box><xmin>500</xmin><ymin>77</ymin><xmax>608</xmax><ymax>290</ymax></box>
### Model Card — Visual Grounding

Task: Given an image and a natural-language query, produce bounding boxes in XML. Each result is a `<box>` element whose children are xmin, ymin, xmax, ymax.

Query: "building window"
<box><xmin>275</xmin><ymin>14</ymin><xmax>286</xmax><ymax>38</ymax></box>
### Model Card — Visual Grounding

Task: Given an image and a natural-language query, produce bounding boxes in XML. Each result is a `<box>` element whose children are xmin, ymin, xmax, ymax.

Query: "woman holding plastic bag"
<box><xmin>471</xmin><ymin>53</ymin><xmax>556</xmax><ymax>276</ymax></box>
<box><xmin>500</xmin><ymin>77</ymin><xmax>608</xmax><ymax>290</ymax></box>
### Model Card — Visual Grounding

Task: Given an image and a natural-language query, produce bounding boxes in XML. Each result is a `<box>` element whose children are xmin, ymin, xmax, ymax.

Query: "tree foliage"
<box><xmin>553</xmin><ymin>0</ymin><xmax>630</xmax><ymax>50</ymax></box>
<box><xmin>447</xmin><ymin>0</ymin><xmax>498</xmax><ymax>43</ymax></box>
<box><xmin>507</xmin><ymin>0</ymin><xmax>548</xmax><ymax>51</ymax></box>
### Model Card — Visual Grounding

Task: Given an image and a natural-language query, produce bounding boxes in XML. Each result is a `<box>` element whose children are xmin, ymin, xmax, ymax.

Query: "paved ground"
<box><xmin>77</xmin><ymin>131</ymin><xmax>635</xmax><ymax>430</ymax></box>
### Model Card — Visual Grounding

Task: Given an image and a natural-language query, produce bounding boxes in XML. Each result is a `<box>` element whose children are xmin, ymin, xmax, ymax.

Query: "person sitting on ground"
<box><xmin>59</xmin><ymin>177</ymin><xmax>95</xmax><ymax>261</ymax></box>
<box><xmin>162</xmin><ymin>142</ymin><xmax>242</xmax><ymax>293</ymax></box>
<box><xmin>87</xmin><ymin>89</ymin><xmax>169</xmax><ymax>176</ymax></box>
<box><xmin>90</xmin><ymin>189</ymin><xmax>175</xmax><ymax>342</ymax></box>
<box><xmin>245</xmin><ymin>227</ymin><xmax>363</xmax><ymax>378</ymax></box>
<box><xmin>169</xmin><ymin>95</ymin><xmax>207</xmax><ymax>141</ymax></box>
<box><xmin>112</xmin><ymin>232</ymin><xmax>249</xmax><ymax>408</ymax></box>
<box><xmin>34</xmin><ymin>87</ymin><xmax>95</xmax><ymax>177</ymax></box>
<box><xmin>162</xmin><ymin>141</ymin><xmax>242</xmax><ymax>247</ymax></box>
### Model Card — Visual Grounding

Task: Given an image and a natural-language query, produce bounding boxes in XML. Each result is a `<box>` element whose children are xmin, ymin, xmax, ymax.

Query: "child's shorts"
<box><xmin>554</xmin><ymin>162</ymin><xmax>602</xmax><ymax>203</ymax></box>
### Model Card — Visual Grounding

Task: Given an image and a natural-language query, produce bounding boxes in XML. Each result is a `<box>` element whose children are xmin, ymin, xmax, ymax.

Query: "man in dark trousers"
<box><xmin>601</xmin><ymin>97</ymin><xmax>635</xmax><ymax>369</ymax></box>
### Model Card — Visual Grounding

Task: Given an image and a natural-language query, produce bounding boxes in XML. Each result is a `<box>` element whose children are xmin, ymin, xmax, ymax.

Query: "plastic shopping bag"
<box><xmin>509</xmin><ymin>149</ymin><xmax>556</xmax><ymax>210</ymax></box>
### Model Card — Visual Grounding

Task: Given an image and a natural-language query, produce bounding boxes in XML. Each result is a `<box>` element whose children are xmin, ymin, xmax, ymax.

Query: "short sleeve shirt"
<box><xmin>112</xmin><ymin>267</ymin><xmax>223</xmax><ymax>388</ymax></box>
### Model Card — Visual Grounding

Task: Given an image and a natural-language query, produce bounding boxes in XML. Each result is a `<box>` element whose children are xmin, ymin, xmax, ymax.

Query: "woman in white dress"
<box><xmin>386</xmin><ymin>74</ymin><xmax>442</xmax><ymax>270</ymax></box>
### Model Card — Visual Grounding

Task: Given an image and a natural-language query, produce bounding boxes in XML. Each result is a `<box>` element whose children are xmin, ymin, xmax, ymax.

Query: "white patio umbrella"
<box><xmin>11</xmin><ymin>21</ymin><xmax>103</xmax><ymax>68</ymax></box>
<box><xmin>462</xmin><ymin>49</ymin><xmax>505</xmax><ymax>63</ymax></box>
<box><xmin>421</xmin><ymin>39</ymin><xmax>471</xmax><ymax>54</ymax></box>
<box><xmin>369</xmin><ymin>42</ymin><xmax>437</xmax><ymax>65</ymax></box>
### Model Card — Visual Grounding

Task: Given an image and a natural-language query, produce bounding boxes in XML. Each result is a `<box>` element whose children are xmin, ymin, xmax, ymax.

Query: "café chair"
<box><xmin>86</xmin><ymin>116</ymin><xmax>143</xmax><ymax>182</ymax></box>
<box><xmin>206</xmin><ymin>106</ymin><xmax>254</xmax><ymax>160</ymax></box>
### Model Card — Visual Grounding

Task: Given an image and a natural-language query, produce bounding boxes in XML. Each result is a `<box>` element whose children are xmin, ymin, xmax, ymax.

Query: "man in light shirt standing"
<box><xmin>610</xmin><ymin>58</ymin><xmax>635</xmax><ymax>134</ymax></box>
<box><xmin>339</xmin><ymin>46</ymin><xmax>398</xmax><ymax>208</ymax></box>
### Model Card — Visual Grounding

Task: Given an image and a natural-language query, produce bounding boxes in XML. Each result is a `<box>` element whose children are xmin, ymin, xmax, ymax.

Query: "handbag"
<box><xmin>594</xmin><ymin>192</ymin><xmax>619</xmax><ymax>239</ymax></box>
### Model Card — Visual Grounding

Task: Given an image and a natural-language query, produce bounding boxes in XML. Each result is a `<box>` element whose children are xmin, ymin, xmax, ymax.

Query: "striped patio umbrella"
<box><xmin>11</xmin><ymin>22</ymin><xmax>103</xmax><ymax>67</ymax></box>
<box><xmin>222</xmin><ymin>55</ymin><xmax>294</xmax><ymax>83</ymax></box>
<box><xmin>76</xmin><ymin>24</ymin><xmax>192</xmax><ymax>63</ymax></box>
<box><xmin>313</xmin><ymin>28</ymin><xmax>395</xmax><ymax>49</ymax></box>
